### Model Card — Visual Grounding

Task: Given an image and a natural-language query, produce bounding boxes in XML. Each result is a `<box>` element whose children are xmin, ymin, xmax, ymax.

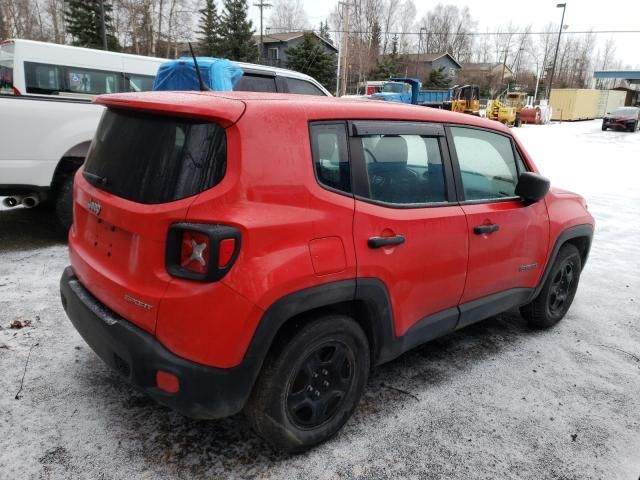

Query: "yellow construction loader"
<box><xmin>487</xmin><ymin>91</ymin><xmax>528</xmax><ymax>127</ymax></box>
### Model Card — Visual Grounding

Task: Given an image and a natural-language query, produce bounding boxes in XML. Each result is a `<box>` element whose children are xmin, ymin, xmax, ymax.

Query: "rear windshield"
<box><xmin>84</xmin><ymin>109</ymin><xmax>226</xmax><ymax>204</ymax></box>
<box><xmin>0</xmin><ymin>43</ymin><xmax>14</xmax><ymax>94</ymax></box>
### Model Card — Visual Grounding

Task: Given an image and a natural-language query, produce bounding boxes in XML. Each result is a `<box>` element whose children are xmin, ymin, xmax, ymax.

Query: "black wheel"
<box><xmin>521</xmin><ymin>244</ymin><xmax>582</xmax><ymax>329</ymax></box>
<box><xmin>245</xmin><ymin>315</ymin><xmax>369</xmax><ymax>453</ymax></box>
<box><xmin>601</xmin><ymin>124</ymin><xmax>607</xmax><ymax>131</ymax></box>
<box><xmin>55</xmin><ymin>175</ymin><xmax>74</xmax><ymax>231</ymax></box>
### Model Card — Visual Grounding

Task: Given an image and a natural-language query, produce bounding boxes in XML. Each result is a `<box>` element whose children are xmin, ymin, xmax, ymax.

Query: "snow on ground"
<box><xmin>1</xmin><ymin>120</ymin><xmax>639</xmax><ymax>479</ymax></box>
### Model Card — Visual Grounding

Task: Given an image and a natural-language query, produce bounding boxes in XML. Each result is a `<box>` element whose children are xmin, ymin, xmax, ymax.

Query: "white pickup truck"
<box><xmin>0</xmin><ymin>39</ymin><xmax>165</xmax><ymax>227</ymax></box>
<box><xmin>0</xmin><ymin>95</ymin><xmax>104</xmax><ymax>226</ymax></box>
<box><xmin>0</xmin><ymin>39</ymin><xmax>330</xmax><ymax>228</ymax></box>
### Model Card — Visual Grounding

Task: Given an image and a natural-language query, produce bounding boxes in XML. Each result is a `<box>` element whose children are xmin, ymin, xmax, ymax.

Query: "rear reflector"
<box><xmin>218</xmin><ymin>238</ymin><xmax>236</xmax><ymax>267</ymax></box>
<box><xmin>156</xmin><ymin>370</ymin><xmax>180</xmax><ymax>393</ymax></box>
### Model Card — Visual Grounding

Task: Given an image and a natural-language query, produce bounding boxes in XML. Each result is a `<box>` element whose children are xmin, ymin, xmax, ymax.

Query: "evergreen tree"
<box><xmin>198</xmin><ymin>0</ymin><xmax>222</xmax><ymax>56</ymax></box>
<box><xmin>370</xmin><ymin>33</ymin><xmax>399</xmax><ymax>80</ymax></box>
<box><xmin>370</xmin><ymin>20</ymin><xmax>381</xmax><ymax>57</ymax></box>
<box><xmin>219</xmin><ymin>0</ymin><xmax>258</xmax><ymax>62</ymax></box>
<box><xmin>319</xmin><ymin>20</ymin><xmax>331</xmax><ymax>43</ymax></box>
<box><xmin>426</xmin><ymin>67</ymin><xmax>450</xmax><ymax>88</ymax></box>
<box><xmin>286</xmin><ymin>33</ymin><xmax>337</xmax><ymax>91</ymax></box>
<box><xmin>65</xmin><ymin>0</ymin><xmax>118</xmax><ymax>50</ymax></box>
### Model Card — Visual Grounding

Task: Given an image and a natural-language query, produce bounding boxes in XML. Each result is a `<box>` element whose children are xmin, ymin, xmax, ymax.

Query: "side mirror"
<box><xmin>515</xmin><ymin>172</ymin><xmax>550</xmax><ymax>204</ymax></box>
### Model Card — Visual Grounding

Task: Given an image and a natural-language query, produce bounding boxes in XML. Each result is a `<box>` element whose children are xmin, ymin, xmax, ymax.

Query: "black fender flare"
<box><xmin>531</xmin><ymin>223</ymin><xmax>594</xmax><ymax>300</ymax></box>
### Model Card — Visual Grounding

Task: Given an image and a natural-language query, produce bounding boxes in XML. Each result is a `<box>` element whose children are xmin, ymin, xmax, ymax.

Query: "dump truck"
<box><xmin>370</xmin><ymin>78</ymin><xmax>480</xmax><ymax>115</ymax></box>
<box><xmin>370</xmin><ymin>77</ymin><xmax>452</xmax><ymax>107</ymax></box>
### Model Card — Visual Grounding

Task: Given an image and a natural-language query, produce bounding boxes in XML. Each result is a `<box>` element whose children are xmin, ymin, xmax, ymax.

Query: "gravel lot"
<box><xmin>1</xmin><ymin>119</ymin><xmax>639</xmax><ymax>479</ymax></box>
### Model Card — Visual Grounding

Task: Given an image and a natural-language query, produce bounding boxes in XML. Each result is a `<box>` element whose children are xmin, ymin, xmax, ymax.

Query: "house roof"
<box><xmin>399</xmin><ymin>52</ymin><xmax>462</xmax><ymax>69</ymax></box>
<box><xmin>253</xmin><ymin>31</ymin><xmax>338</xmax><ymax>53</ymax></box>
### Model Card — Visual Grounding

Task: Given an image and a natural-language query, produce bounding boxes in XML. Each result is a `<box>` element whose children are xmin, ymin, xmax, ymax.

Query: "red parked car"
<box><xmin>60</xmin><ymin>91</ymin><xmax>594</xmax><ymax>452</ymax></box>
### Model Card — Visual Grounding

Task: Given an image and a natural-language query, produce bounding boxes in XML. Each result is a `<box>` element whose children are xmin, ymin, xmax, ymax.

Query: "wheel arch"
<box><xmin>532</xmin><ymin>224</ymin><xmax>594</xmax><ymax>300</ymax></box>
<box><xmin>243</xmin><ymin>278</ymin><xmax>395</xmax><ymax>393</ymax></box>
<box><xmin>51</xmin><ymin>141</ymin><xmax>90</xmax><ymax>188</ymax></box>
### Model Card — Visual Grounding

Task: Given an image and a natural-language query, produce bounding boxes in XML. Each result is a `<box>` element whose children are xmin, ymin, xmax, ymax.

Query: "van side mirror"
<box><xmin>515</xmin><ymin>172</ymin><xmax>550</xmax><ymax>204</ymax></box>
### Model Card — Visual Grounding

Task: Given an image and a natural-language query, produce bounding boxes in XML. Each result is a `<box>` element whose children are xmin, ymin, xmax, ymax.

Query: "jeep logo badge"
<box><xmin>87</xmin><ymin>200</ymin><xmax>102</xmax><ymax>216</ymax></box>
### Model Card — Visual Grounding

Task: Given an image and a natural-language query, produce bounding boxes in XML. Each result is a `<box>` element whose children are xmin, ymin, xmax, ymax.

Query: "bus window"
<box><xmin>24</xmin><ymin>62</ymin><xmax>63</xmax><ymax>94</ymax></box>
<box><xmin>124</xmin><ymin>73</ymin><xmax>155</xmax><ymax>92</ymax></box>
<box><xmin>66</xmin><ymin>67</ymin><xmax>120</xmax><ymax>94</ymax></box>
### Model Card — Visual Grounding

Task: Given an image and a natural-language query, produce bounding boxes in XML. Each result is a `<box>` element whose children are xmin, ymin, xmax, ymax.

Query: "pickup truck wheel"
<box><xmin>245</xmin><ymin>315</ymin><xmax>369</xmax><ymax>453</ymax></box>
<box><xmin>55</xmin><ymin>176</ymin><xmax>74</xmax><ymax>231</ymax></box>
<box><xmin>520</xmin><ymin>244</ymin><xmax>582</xmax><ymax>329</ymax></box>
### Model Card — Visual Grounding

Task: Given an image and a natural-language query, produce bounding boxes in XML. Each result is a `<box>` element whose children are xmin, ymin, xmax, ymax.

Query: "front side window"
<box><xmin>286</xmin><ymin>77</ymin><xmax>325</xmax><ymax>96</ymax></box>
<box><xmin>451</xmin><ymin>127</ymin><xmax>518</xmax><ymax>201</ymax></box>
<box><xmin>309</xmin><ymin>123</ymin><xmax>351</xmax><ymax>194</ymax></box>
<box><xmin>361</xmin><ymin>134</ymin><xmax>447</xmax><ymax>205</ymax></box>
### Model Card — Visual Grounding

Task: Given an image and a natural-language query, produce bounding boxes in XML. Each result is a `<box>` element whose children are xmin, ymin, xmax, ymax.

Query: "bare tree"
<box><xmin>268</xmin><ymin>0</ymin><xmax>308</xmax><ymax>32</ymax></box>
<box><xmin>419</xmin><ymin>4</ymin><xmax>476</xmax><ymax>61</ymax></box>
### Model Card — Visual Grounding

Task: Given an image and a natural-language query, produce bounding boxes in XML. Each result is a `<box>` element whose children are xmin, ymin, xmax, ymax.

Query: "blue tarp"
<box><xmin>152</xmin><ymin>57</ymin><xmax>244</xmax><ymax>92</ymax></box>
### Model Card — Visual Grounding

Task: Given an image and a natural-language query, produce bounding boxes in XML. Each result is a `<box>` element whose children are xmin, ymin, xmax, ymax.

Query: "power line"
<box><xmin>265</xmin><ymin>26</ymin><xmax>640</xmax><ymax>37</ymax></box>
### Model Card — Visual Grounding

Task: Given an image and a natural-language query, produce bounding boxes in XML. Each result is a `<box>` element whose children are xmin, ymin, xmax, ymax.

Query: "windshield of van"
<box><xmin>84</xmin><ymin>109</ymin><xmax>227</xmax><ymax>204</ymax></box>
<box><xmin>0</xmin><ymin>43</ymin><xmax>14</xmax><ymax>94</ymax></box>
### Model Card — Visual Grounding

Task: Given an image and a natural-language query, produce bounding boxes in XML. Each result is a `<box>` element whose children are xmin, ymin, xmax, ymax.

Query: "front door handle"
<box><xmin>368</xmin><ymin>235</ymin><xmax>406</xmax><ymax>249</ymax></box>
<box><xmin>473</xmin><ymin>224</ymin><xmax>500</xmax><ymax>235</ymax></box>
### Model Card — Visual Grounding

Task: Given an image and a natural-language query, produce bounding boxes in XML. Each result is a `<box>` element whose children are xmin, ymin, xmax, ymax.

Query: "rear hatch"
<box><xmin>70</xmin><ymin>92</ymin><xmax>245</xmax><ymax>334</ymax></box>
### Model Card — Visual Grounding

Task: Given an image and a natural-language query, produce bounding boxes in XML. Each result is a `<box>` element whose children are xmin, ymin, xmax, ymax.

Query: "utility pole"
<box><xmin>546</xmin><ymin>3</ymin><xmax>566</xmax><ymax>99</ymax></box>
<box><xmin>339</xmin><ymin>0</ymin><xmax>350</xmax><ymax>96</ymax></box>
<box><xmin>253</xmin><ymin>1</ymin><xmax>272</xmax><ymax>62</ymax></box>
<box><xmin>99</xmin><ymin>0</ymin><xmax>108</xmax><ymax>50</ymax></box>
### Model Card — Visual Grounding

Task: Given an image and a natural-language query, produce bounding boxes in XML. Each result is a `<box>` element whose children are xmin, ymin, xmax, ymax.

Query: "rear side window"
<box><xmin>84</xmin><ymin>109</ymin><xmax>226</xmax><ymax>204</ymax></box>
<box><xmin>309</xmin><ymin>123</ymin><xmax>351</xmax><ymax>193</ymax></box>
<box><xmin>361</xmin><ymin>134</ymin><xmax>447</xmax><ymax>205</ymax></box>
<box><xmin>286</xmin><ymin>78</ymin><xmax>326</xmax><ymax>96</ymax></box>
<box><xmin>234</xmin><ymin>74</ymin><xmax>277</xmax><ymax>92</ymax></box>
<box><xmin>0</xmin><ymin>43</ymin><xmax>14</xmax><ymax>94</ymax></box>
<box><xmin>451</xmin><ymin>127</ymin><xmax>518</xmax><ymax>201</ymax></box>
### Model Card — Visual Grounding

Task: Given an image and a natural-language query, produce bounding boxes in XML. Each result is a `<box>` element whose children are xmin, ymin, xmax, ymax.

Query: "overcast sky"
<box><xmin>248</xmin><ymin>0</ymin><xmax>640</xmax><ymax>68</ymax></box>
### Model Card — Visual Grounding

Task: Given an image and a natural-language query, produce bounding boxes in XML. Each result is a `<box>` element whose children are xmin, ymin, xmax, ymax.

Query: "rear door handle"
<box><xmin>368</xmin><ymin>235</ymin><xmax>406</xmax><ymax>249</ymax></box>
<box><xmin>473</xmin><ymin>224</ymin><xmax>500</xmax><ymax>235</ymax></box>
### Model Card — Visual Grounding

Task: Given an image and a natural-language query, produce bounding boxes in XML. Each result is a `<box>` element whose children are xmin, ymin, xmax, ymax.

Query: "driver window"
<box><xmin>361</xmin><ymin>134</ymin><xmax>446</xmax><ymax>205</ymax></box>
<box><xmin>451</xmin><ymin>127</ymin><xmax>518</xmax><ymax>201</ymax></box>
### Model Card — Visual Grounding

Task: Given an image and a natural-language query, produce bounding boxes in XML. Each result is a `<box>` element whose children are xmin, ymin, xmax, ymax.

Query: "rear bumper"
<box><xmin>60</xmin><ymin>266</ymin><xmax>255</xmax><ymax>419</ymax></box>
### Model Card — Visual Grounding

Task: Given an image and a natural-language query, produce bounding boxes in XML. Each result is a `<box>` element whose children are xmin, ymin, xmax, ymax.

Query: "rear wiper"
<box><xmin>83</xmin><ymin>171</ymin><xmax>108</xmax><ymax>186</ymax></box>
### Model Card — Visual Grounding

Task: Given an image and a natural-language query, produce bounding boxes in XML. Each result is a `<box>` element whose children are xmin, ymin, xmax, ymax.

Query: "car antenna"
<box><xmin>188</xmin><ymin>42</ymin><xmax>208</xmax><ymax>92</ymax></box>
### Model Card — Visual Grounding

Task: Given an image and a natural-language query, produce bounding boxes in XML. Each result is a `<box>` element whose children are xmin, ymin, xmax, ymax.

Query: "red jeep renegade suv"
<box><xmin>60</xmin><ymin>91</ymin><xmax>594</xmax><ymax>452</ymax></box>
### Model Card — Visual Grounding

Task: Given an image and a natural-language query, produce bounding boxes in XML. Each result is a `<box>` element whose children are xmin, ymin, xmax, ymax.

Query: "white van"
<box><xmin>0</xmin><ymin>39</ymin><xmax>331</xmax><ymax>228</ymax></box>
<box><xmin>0</xmin><ymin>39</ymin><xmax>165</xmax><ymax>97</ymax></box>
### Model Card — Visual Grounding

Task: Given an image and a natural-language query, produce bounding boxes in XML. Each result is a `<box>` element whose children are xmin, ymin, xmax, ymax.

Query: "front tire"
<box><xmin>520</xmin><ymin>244</ymin><xmax>582</xmax><ymax>329</ymax></box>
<box><xmin>245</xmin><ymin>315</ymin><xmax>370</xmax><ymax>453</ymax></box>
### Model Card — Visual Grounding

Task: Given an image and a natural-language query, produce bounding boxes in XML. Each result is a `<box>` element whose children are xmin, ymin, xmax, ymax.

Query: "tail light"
<box><xmin>166</xmin><ymin>223</ymin><xmax>241</xmax><ymax>282</ymax></box>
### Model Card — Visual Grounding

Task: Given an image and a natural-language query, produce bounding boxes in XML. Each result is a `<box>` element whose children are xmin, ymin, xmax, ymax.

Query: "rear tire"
<box><xmin>55</xmin><ymin>175</ymin><xmax>74</xmax><ymax>232</ymax></box>
<box><xmin>245</xmin><ymin>315</ymin><xmax>370</xmax><ymax>453</ymax></box>
<box><xmin>520</xmin><ymin>244</ymin><xmax>582</xmax><ymax>329</ymax></box>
